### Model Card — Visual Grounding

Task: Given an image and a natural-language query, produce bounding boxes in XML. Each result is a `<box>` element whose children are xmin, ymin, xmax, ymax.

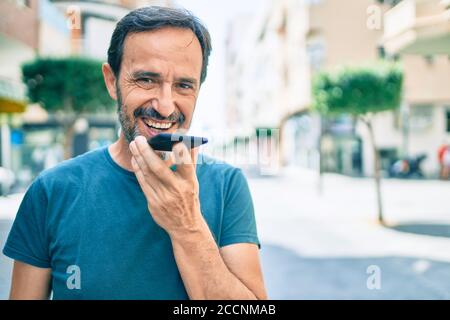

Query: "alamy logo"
<box><xmin>66</xmin><ymin>265</ymin><xmax>81</xmax><ymax>290</ymax></box>
<box><xmin>366</xmin><ymin>265</ymin><xmax>381</xmax><ymax>290</ymax></box>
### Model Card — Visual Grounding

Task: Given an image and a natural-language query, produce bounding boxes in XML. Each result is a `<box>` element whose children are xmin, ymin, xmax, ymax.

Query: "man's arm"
<box><xmin>9</xmin><ymin>260</ymin><xmax>52</xmax><ymax>300</ymax></box>
<box><xmin>129</xmin><ymin>137</ymin><xmax>267</xmax><ymax>299</ymax></box>
<box><xmin>171</xmin><ymin>222</ymin><xmax>267</xmax><ymax>300</ymax></box>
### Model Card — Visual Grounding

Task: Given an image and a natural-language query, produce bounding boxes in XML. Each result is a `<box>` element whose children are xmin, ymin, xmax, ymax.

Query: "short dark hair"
<box><xmin>107</xmin><ymin>6</ymin><xmax>212</xmax><ymax>84</ymax></box>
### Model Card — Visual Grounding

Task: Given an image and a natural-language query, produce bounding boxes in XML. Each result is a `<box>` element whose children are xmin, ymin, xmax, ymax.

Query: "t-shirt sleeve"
<box><xmin>2</xmin><ymin>177</ymin><xmax>51</xmax><ymax>268</ymax></box>
<box><xmin>219</xmin><ymin>168</ymin><xmax>261</xmax><ymax>249</ymax></box>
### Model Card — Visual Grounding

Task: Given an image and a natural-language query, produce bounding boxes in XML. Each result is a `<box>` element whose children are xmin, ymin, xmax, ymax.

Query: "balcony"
<box><xmin>0</xmin><ymin>0</ymin><xmax>39</xmax><ymax>49</ymax></box>
<box><xmin>383</xmin><ymin>0</ymin><xmax>450</xmax><ymax>55</ymax></box>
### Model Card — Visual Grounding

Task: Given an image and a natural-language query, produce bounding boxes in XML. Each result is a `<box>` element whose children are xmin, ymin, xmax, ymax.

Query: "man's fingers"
<box><xmin>131</xmin><ymin>156</ymin><xmax>159</xmax><ymax>200</ymax></box>
<box><xmin>132</xmin><ymin>136</ymin><xmax>174</xmax><ymax>183</ymax></box>
<box><xmin>191</xmin><ymin>147</ymin><xmax>199</xmax><ymax>167</ymax></box>
<box><xmin>173</xmin><ymin>142</ymin><xmax>196</xmax><ymax>179</ymax></box>
<box><xmin>130</xmin><ymin>140</ymin><xmax>165</xmax><ymax>190</ymax></box>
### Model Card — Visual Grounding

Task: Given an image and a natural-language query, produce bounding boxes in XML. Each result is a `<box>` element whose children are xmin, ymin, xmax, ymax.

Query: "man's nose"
<box><xmin>152</xmin><ymin>83</ymin><xmax>175</xmax><ymax>118</ymax></box>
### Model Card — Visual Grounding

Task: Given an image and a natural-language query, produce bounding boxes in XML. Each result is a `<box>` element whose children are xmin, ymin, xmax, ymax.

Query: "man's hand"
<box><xmin>130</xmin><ymin>135</ymin><xmax>266</xmax><ymax>299</ymax></box>
<box><xmin>129</xmin><ymin>135</ymin><xmax>202</xmax><ymax>238</ymax></box>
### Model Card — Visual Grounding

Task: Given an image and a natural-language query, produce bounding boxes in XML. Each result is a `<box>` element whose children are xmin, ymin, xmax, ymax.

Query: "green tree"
<box><xmin>22</xmin><ymin>57</ymin><xmax>114</xmax><ymax>159</ymax></box>
<box><xmin>312</xmin><ymin>62</ymin><xmax>403</xmax><ymax>224</ymax></box>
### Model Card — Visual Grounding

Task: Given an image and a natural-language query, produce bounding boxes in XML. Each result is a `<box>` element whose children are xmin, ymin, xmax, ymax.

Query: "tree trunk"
<box><xmin>60</xmin><ymin>97</ymin><xmax>77</xmax><ymax>160</ymax></box>
<box><xmin>317</xmin><ymin>115</ymin><xmax>324</xmax><ymax>195</ymax></box>
<box><xmin>361</xmin><ymin>116</ymin><xmax>384</xmax><ymax>224</ymax></box>
<box><xmin>63</xmin><ymin>123</ymin><xmax>76</xmax><ymax>160</ymax></box>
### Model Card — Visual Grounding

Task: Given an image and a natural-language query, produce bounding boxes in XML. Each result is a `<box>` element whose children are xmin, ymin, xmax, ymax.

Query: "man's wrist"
<box><xmin>168</xmin><ymin>214</ymin><xmax>212</xmax><ymax>247</ymax></box>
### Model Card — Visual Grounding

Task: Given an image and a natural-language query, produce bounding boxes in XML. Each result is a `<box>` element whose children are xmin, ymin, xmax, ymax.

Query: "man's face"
<box><xmin>109</xmin><ymin>27</ymin><xmax>203</xmax><ymax>143</ymax></box>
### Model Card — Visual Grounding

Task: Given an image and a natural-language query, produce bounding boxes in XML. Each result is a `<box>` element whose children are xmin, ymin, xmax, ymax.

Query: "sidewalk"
<box><xmin>0</xmin><ymin>220</ymin><xmax>12</xmax><ymax>299</ymax></box>
<box><xmin>0</xmin><ymin>193</ymin><xmax>24</xmax><ymax>221</ymax></box>
<box><xmin>0</xmin><ymin>193</ymin><xmax>21</xmax><ymax>299</ymax></box>
<box><xmin>247</xmin><ymin>166</ymin><xmax>450</xmax><ymax>299</ymax></box>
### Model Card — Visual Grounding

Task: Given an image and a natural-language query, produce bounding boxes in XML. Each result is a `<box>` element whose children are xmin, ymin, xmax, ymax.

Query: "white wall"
<box><xmin>39</xmin><ymin>22</ymin><xmax>71</xmax><ymax>57</ymax></box>
<box><xmin>0</xmin><ymin>35</ymin><xmax>35</xmax><ymax>81</ymax></box>
<box><xmin>409</xmin><ymin>104</ymin><xmax>449</xmax><ymax>175</ymax></box>
<box><xmin>358</xmin><ymin>104</ymin><xmax>450</xmax><ymax>177</ymax></box>
<box><xmin>85</xmin><ymin>17</ymin><xmax>116</xmax><ymax>59</ymax></box>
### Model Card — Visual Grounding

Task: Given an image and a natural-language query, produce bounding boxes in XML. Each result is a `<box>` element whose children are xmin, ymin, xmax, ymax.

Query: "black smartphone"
<box><xmin>148</xmin><ymin>133</ymin><xmax>208</xmax><ymax>151</ymax></box>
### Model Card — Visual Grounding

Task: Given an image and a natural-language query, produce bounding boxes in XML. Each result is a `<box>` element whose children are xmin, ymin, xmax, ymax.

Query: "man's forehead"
<box><xmin>123</xmin><ymin>28</ymin><xmax>201</xmax><ymax>60</ymax></box>
<box><xmin>121</xmin><ymin>27</ymin><xmax>202</xmax><ymax>76</ymax></box>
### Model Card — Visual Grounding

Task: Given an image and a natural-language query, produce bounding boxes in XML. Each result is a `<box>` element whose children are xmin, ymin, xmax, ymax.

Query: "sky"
<box><xmin>174</xmin><ymin>0</ymin><xmax>269</xmax><ymax>137</ymax></box>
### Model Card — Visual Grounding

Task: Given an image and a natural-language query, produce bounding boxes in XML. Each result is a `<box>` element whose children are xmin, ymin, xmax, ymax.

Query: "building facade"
<box><xmin>1</xmin><ymin>0</ymin><xmax>72</xmax><ymax>189</ymax></box>
<box><xmin>1</xmin><ymin>0</ymin><xmax>39</xmax><ymax>175</ymax></box>
<box><xmin>226</xmin><ymin>0</ymin><xmax>450</xmax><ymax>177</ymax></box>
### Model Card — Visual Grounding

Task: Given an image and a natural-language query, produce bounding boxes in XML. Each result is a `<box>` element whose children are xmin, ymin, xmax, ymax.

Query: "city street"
<box><xmin>1</xmin><ymin>168</ymin><xmax>450</xmax><ymax>299</ymax></box>
<box><xmin>1</xmin><ymin>0</ymin><xmax>450</xmax><ymax>303</ymax></box>
<box><xmin>251</xmin><ymin>167</ymin><xmax>450</xmax><ymax>299</ymax></box>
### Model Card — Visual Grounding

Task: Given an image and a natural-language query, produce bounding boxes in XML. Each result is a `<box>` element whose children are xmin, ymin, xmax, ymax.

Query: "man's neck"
<box><xmin>108</xmin><ymin>134</ymin><xmax>174</xmax><ymax>172</ymax></box>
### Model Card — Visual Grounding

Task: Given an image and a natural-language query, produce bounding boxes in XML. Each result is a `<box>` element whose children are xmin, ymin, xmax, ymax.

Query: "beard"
<box><xmin>116</xmin><ymin>86</ymin><xmax>186</xmax><ymax>144</ymax></box>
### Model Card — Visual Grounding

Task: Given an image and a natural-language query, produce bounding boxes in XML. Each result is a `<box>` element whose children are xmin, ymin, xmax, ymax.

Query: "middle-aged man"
<box><xmin>3</xmin><ymin>6</ymin><xmax>267</xmax><ymax>299</ymax></box>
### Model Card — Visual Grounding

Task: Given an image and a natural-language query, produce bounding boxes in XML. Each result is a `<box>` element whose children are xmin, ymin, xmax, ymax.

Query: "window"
<box><xmin>15</xmin><ymin>0</ymin><xmax>30</xmax><ymax>8</ymax></box>
<box><xmin>376</xmin><ymin>0</ymin><xmax>403</xmax><ymax>6</ymax></box>
<box><xmin>277</xmin><ymin>9</ymin><xmax>287</xmax><ymax>36</ymax></box>
<box><xmin>307</xmin><ymin>40</ymin><xmax>326</xmax><ymax>72</ymax></box>
<box><xmin>305</xmin><ymin>0</ymin><xmax>323</xmax><ymax>5</ymax></box>
<box><xmin>446</xmin><ymin>109</ymin><xmax>450</xmax><ymax>133</ymax></box>
<box><xmin>409</xmin><ymin>104</ymin><xmax>433</xmax><ymax>131</ymax></box>
<box><xmin>377</xmin><ymin>46</ymin><xmax>386</xmax><ymax>59</ymax></box>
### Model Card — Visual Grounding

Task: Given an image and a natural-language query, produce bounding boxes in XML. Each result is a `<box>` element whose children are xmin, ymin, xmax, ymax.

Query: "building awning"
<box><xmin>0</xmin><ymin>97</ymin><xmax>26</xmax><ymax>113</ymax></box>
<box><xmin>0</xmin><ymin>76</ymin><xmax>27</xmax><ymax>113</ymax></box>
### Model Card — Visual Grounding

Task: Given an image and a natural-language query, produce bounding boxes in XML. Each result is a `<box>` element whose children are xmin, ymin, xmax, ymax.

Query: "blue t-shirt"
<box><xmin>2</xmin><ymin>147</ymin><xmax>259</xmax><ymax>299</ymax></box>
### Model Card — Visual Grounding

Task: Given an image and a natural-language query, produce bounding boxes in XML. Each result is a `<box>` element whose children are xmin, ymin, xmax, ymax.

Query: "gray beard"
<box><xmin>118</xmin><ymin>103</ymin><xmax>139</xmax><ymax>144</ymax></box>
<box><xmin>115</xmin><ymin>86</ymin><xmax>188</xmax><ymax>147</ymax></box>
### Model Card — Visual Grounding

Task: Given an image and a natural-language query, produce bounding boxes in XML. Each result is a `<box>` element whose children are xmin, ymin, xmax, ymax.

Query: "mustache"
<box><xmin>133</xmin><ymin>106</ymin><xmax>185</xmax><ymax>124</ymax></box>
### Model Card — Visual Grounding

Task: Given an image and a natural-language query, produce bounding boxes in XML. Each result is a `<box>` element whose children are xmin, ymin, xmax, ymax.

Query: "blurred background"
<box><xmin>1</xmin><ymin>0</ymin><xmax>450</xmax><ymax>299</ymax></box>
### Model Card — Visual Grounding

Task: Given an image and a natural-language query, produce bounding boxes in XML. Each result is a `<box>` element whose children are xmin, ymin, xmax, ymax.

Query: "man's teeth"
<box><xmin>143</xmin><ymin>119</ymin><xmax>173</xmax><ymax>129</ymax></box>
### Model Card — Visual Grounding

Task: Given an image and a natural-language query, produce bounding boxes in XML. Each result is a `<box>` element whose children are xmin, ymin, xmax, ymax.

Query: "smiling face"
<box><xmin>103</xmin><ymin>27</ymin><xmax>203</xmax><ymax>143</ymax></box>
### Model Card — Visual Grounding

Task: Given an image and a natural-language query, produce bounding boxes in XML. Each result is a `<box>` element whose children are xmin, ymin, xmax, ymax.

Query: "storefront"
<box><xmin>19</xmin><ymin>115</ymin><xmax>118</xmax><ymax>181</ymax></box>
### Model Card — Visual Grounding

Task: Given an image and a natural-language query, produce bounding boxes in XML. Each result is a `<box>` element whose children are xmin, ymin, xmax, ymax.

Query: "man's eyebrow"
<box><xmin>131</xmin><ymin>70</ymin><xmax>198</xmax><ymax>86</ymax></box>
<box><xmin>131</xmin><ymin>71</ymin><xmax>161</xmax><ymax>78</ymax></box>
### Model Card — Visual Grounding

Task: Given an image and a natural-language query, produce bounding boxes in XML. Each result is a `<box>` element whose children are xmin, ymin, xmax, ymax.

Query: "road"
<box><xmin>251</xmin><ymin>167</ymin><xmax>450</xmax><ymax>299</ymax></box>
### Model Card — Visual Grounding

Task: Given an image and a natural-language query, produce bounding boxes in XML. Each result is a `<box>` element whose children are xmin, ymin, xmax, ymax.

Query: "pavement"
<box><xmin>250</xmin><ymin>167</ymin><xmax>450</xmax><ymax>299</ymax></box>
<box><xmin>0</xmin><ymin>220</ymin><xmax>13</xmax><ymax>299</ymax></box>
<box><xmin>1</xmin><ymin>167</ymin><xmax>450</xmax><ymax>299</ymax></box>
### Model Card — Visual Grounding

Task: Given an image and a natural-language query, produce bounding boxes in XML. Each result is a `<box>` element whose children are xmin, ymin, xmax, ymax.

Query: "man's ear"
<box><xmin>102</xmin><ymin>63</ymin><xmax>117</xmax><ymax>101</ymax></box>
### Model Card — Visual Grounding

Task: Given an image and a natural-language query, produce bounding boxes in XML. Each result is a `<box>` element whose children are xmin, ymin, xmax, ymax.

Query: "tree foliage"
<box><xmin>312</xmin><ymin>62</ymin><xmax>403</xmax><ymax>116</ymax></box>
<box><xmin>22</xmin><ymin>56</ymin><xmax>114</xmax><ymax>114</ymax></box>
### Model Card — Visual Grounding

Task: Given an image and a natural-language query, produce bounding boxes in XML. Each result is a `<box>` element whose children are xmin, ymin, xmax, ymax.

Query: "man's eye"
<box><xmin>177</xmin><ymin>83</ymin><xmax>193</xmax><ymax>90</ymax></box>
<box><xmin>136</xmin><ymin>78</ymin><xmax>154</xmax><ymax>85</ymax></box>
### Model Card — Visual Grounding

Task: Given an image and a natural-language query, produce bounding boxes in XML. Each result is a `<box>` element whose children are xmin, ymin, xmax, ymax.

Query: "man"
<box><xmin>3</xmin><ymin>6</ymin><xmax>266</xmax><ymax>300</ymax></box>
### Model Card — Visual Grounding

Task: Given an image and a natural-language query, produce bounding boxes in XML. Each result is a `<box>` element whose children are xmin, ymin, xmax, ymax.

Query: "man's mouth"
<box><xmin>138</xmin><ymin>117</ymin><xmax>177</xmax><ymax>137</ymax></box>
<box><xmin>141</xmin><ymin>117</ymin><xmax>176</xmax><ymax>130</ymax></box>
